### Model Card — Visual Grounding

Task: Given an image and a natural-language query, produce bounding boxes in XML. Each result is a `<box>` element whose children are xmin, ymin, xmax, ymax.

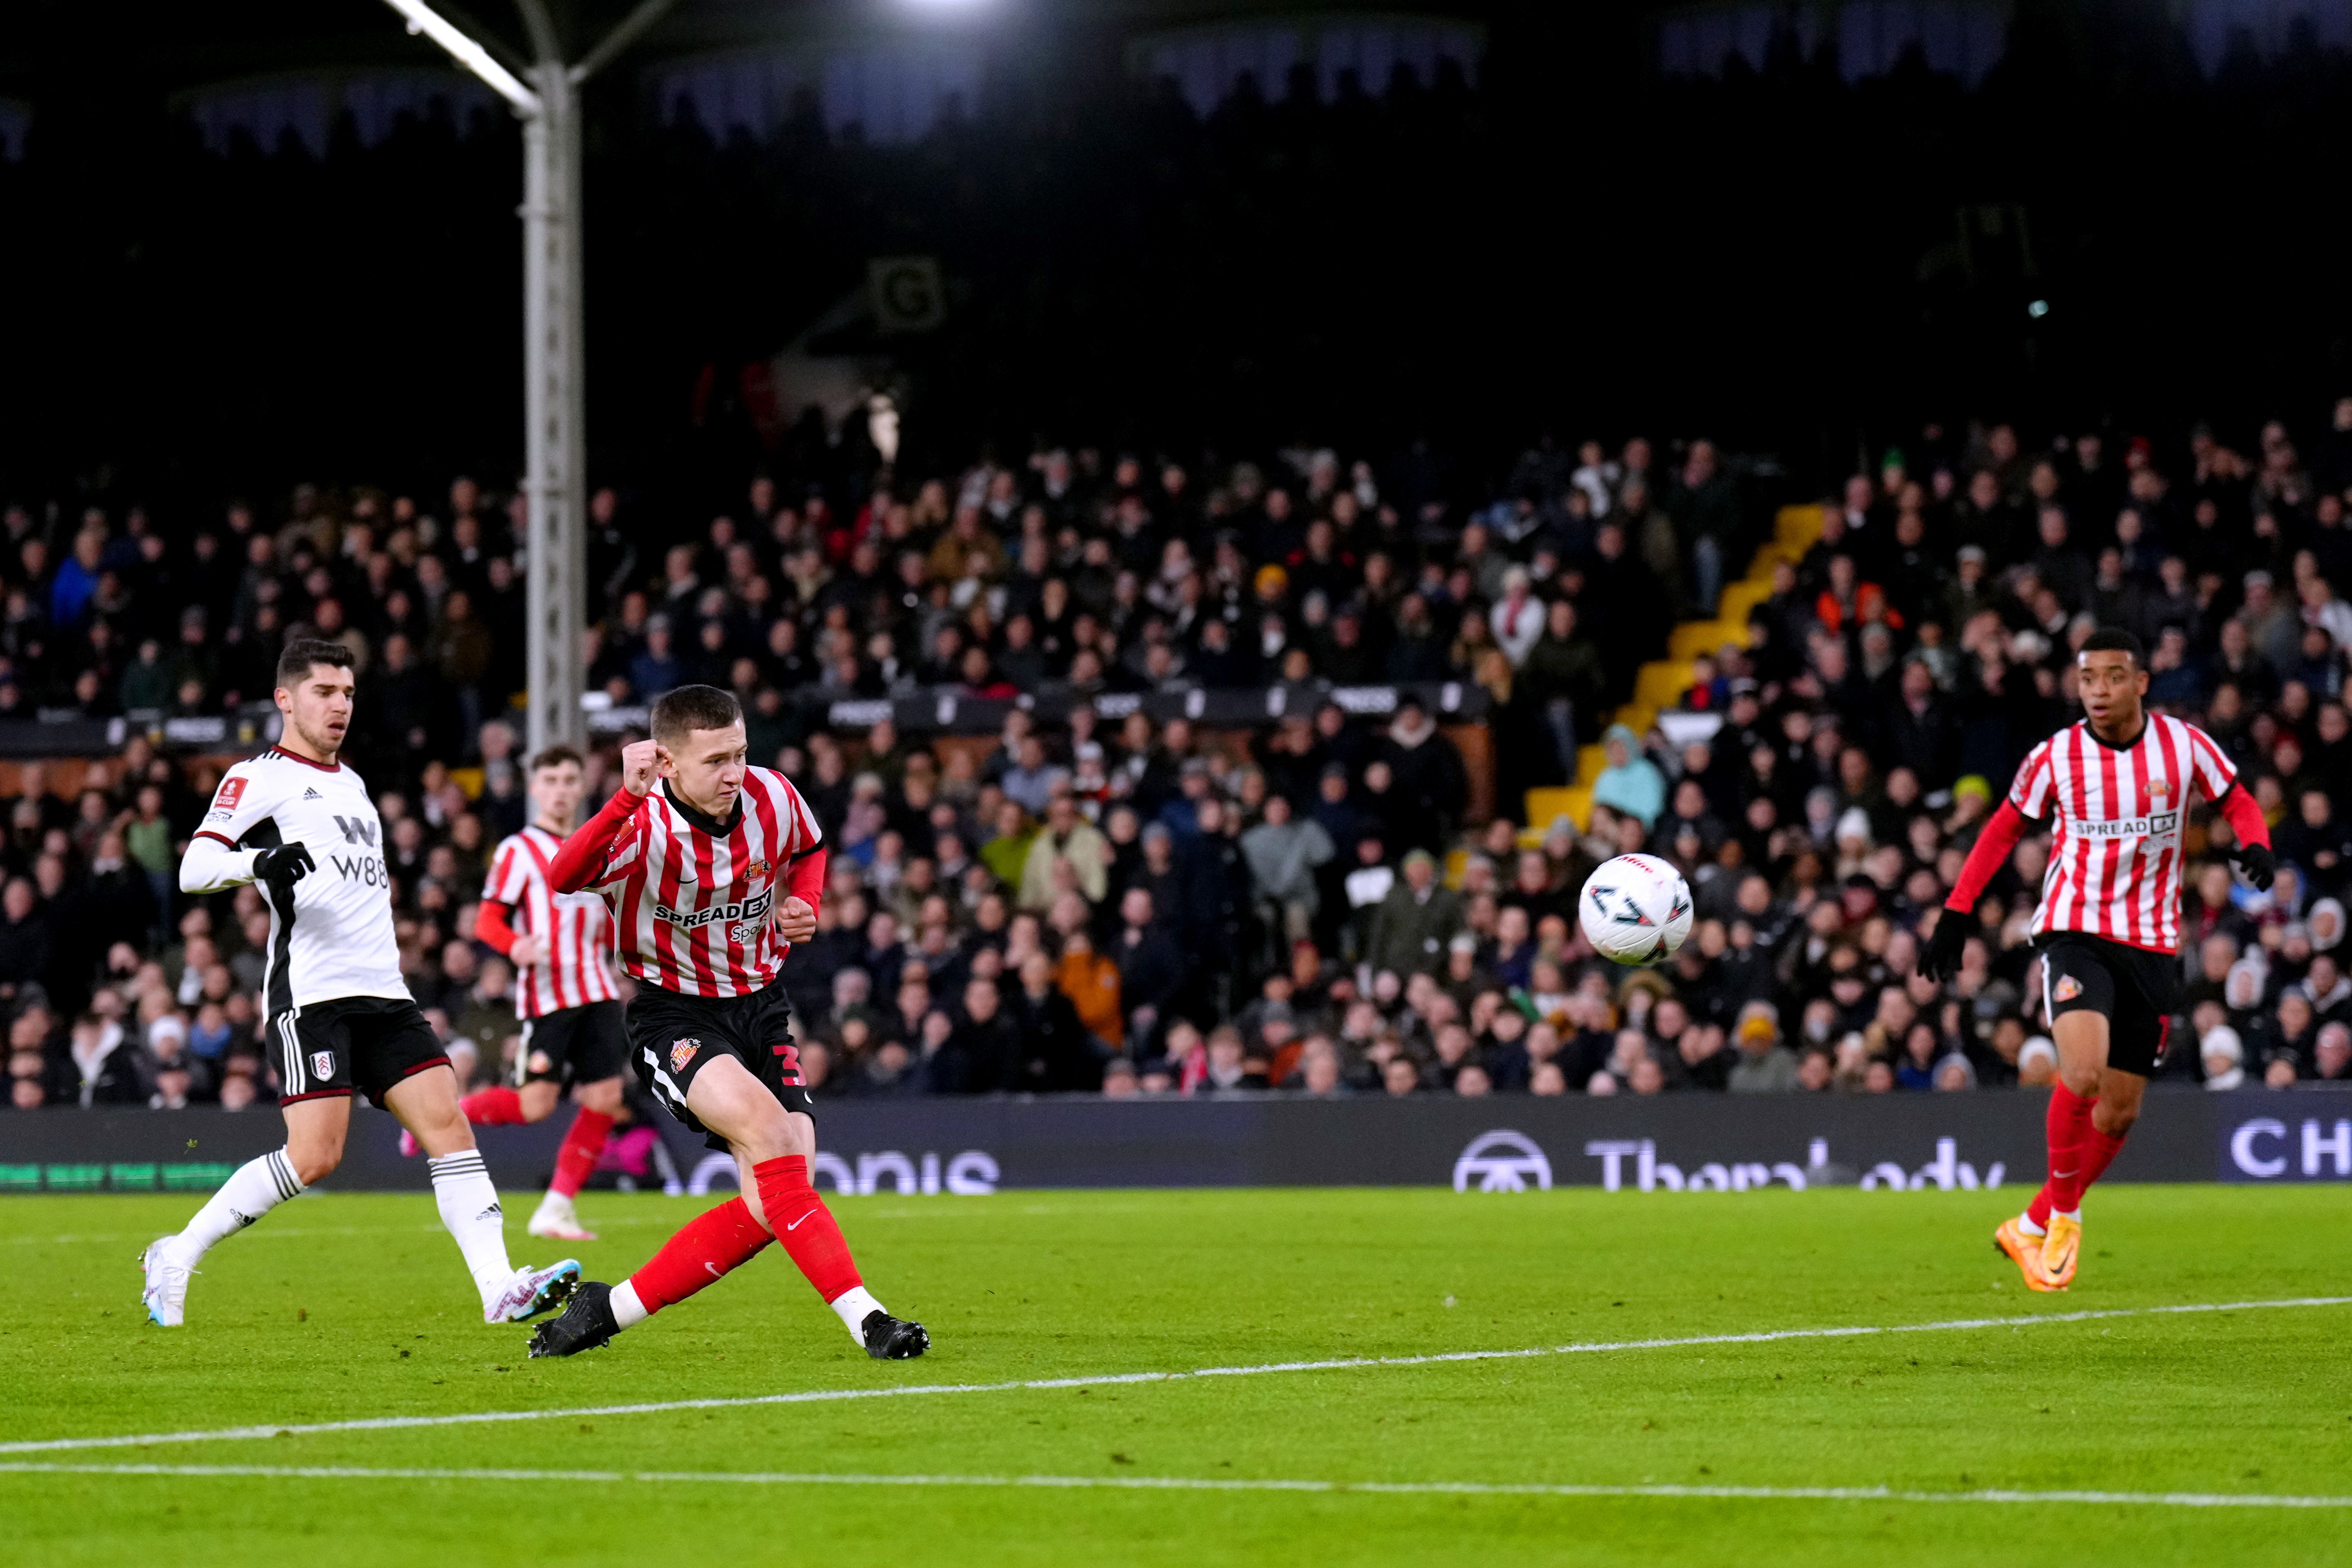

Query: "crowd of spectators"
<box><xmin>7</xmin><ymin>408</ymin><xmax>2352</xmax><ymax>1112</ymax></box>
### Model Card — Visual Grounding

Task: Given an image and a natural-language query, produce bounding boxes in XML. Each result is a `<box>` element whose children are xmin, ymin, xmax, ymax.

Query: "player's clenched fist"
<box><xmin>619</xmin><ymin>739</ymin><xmax>658</xmax><ymax>797</ymax></box>
<box><xmin>776</xmin><ymin>895</ymin><xmax>817</xmax><ymax>943</ymax></box>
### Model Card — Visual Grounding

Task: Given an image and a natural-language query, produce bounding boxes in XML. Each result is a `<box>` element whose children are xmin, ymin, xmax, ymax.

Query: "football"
<box><xmin>1577</xmin><ymin>853</ymin><xmax>1694</xmax><ymax>966</ymax></box>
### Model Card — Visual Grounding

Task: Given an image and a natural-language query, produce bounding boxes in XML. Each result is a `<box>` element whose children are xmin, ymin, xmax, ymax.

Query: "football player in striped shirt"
<box><xmin>1921</xmin><ymin>628</ymin><xmax>2273</xmax><ymax>1290</ymax></box>
<box><xmin>400</xmin><ymin>745</ymin><xmax>626</xmax><ymax>1242</ymax></box>
<box><xmin>524</xmin><ymin>684</ymin><xmax>927</xmax><ymax>1360</ymax></box>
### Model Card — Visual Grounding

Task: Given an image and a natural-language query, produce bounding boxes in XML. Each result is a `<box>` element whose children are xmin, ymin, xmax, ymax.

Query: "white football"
<box><xmin>1577</xmin><ymin>853</ymin><xmax>1694</xmax><ymax>967</ymax></box>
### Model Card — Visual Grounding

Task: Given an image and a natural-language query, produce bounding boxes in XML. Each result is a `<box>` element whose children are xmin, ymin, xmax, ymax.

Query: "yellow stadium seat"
<box><xmin>1577</xmin><ymin>744</ymin><xmax>1606</xmax><ymax>784</ymax></box>
<box><xmin>1717</xmin><ymin>579</ymin><xmax>1771</xmax><ymax>624</ymax></box>
<box><xmin>1775</xmin><ymin>503</ymin><xmax>1825</xmax><ymax>551</ymax></box>
<box><xmin>1524</xmin><ymin>786</ymin><xmax>1579</xmax><ymax>827</ymax></box>
<box><xmin>1521</xmin><ymin>785</ymin><xmax>1592</xmax><ymax>835</ymax></box>
<box><xmin>1668</xmin><ymin>620</ymin><xmax>1751</xmax><ymax>661</ymax></box>
<box><xmin>1635</xmin><ymin>661</ymin><xmax>1694</xmax><ymax>710</ymax></box>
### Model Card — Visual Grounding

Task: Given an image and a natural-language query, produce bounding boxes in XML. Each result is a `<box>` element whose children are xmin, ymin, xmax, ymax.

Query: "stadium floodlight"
<box><xmin>378</xmin><ymin>0</ymin><xmax>676</xmax><ymax>755</ymax></box>
<box><xmin>381</xmin><ymin>0</ymin><xmax>541</xmax><ymax>113</ymax></box>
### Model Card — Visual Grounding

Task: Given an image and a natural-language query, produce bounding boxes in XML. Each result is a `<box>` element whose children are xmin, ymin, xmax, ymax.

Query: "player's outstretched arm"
<box><xmin>2216</xmin><ymin>782</ymin><xmax>2276</xmax><ymax>890</ymax></box>
<box><xmin>547</xmin><ymin>740</ymin><xmax>657</xmax><ymax>894</ymax></box>
<box><xmin>1919</xmin><ymin>799</ymin><xmax>2032</xmax><ymax>981</ymax></box>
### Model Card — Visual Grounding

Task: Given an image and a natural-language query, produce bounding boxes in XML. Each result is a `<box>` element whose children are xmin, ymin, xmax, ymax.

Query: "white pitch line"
<box><xmin>1</xmin><ymin>1462</ymin><xmax>2347</xmax><ymax>1511</ymax></box>
<box><xmin>4</xmin><ymin>1294</ymin><xmax>2345</xmax><ymax>1457</ymax></box>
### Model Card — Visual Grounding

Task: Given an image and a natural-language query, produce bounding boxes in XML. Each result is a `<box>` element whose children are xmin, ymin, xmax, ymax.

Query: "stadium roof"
<box><xmin>0</xmin><ymin>0</ymin><xmax>1505</xmax><ymax>105</ymax></box>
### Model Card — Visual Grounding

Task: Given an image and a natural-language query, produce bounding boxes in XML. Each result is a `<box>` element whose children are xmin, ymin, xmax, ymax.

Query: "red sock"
<box><xmin>2079</xmin><ymin>1123</ymin><xmax>2129</xmax><ymax>1192</ymax></box>
<box><xmin>2042</xmin><ymin>1083</ymin><xmax>2096</xmax><ymax>1216</ymax></box>
<box><xmin>2028</xmin><ymin>1114</ymin><xmax>2128</xmax><ymax>1228</ymax></box>
<box><xmin>459</xmin><ymin>1087</ymin><xmax>526</xmax><ymax>1126</ymax></box>
<box><xmin>753</xmin><ymin>1155</ymin><xmax>862</xmax><ymax>1304</ymax></box>
<box><xmin>625</xmin><ymin>1197</ymin><xmax>773</xmax><ymax>1315</ymax></box>
<box><xmin>549</xmin><ymin>1108</ymin><xmax>614</xmax><ymax>1199</ymax></box>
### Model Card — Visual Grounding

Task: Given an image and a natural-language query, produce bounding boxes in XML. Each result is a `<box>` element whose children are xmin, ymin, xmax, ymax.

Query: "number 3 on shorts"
<box><xmin>771</xmin><ymin>1040</ymin><xmax>803</xmax><ymax>1085</ymax></box>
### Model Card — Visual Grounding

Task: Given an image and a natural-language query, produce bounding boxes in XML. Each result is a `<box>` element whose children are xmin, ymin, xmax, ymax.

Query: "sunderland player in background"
<box><xmin>141</xmin><ymin>639</ymin><xmax>581</xmax><ymax>1328</ymax></box>
<box><xmin>1920</xmin><ymin>628</ymin><xmax>2273</xmax><ymax>1292</ymax></box>
<box><xmin>523</xmin><ymin>685</ymin><xmax>927</xmax><ymax>1361</ymax></box>
<box><xmin>401</xmin><ymin>745</ymin><xmax>625</xmax><ymax>1243</ymax></box>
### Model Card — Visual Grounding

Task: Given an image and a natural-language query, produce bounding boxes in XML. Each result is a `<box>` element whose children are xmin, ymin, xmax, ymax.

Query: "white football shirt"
<box><xmin>193</xmin><ymin>746</ymin><xmax>409</xmax><ymax>1012</ymax></box>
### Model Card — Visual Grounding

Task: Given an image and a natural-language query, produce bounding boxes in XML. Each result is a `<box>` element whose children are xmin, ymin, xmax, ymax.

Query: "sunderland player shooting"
<box><xmin>523</xmin><ymin>684</ymin><xmax>927</xmax><ymax>1361</ymax></box>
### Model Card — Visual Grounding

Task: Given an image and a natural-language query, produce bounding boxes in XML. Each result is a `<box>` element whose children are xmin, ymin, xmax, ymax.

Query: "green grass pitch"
<box><xmin>2</xmin><ymin>1185</ymin><xmax>2349</xmax><ymax>1566</ymax></box>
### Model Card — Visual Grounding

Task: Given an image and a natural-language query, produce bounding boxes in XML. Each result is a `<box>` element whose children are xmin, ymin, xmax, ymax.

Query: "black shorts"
<box><xmin>2037</xmin><ymin>931</ymin><xmax>2183</xmax><ymax>1078</ymax></box>
<box><xmin>515</xmin><ymin>1000</ymin><xmax>628</xmax><ymax>1090</ymax></box>
<box><xmin>625</xmin><ymin>982</ymin><xmax>812</xmax><ymax>1150</ymax></box>
<box><xmin>268</xmin><ymin>996</ymin><xmax>450</xmax><ymax>1108</ymax></box>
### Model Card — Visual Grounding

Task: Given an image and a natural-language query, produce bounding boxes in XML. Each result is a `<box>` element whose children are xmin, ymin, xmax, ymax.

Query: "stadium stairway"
<box><xmin>1517</xmin><ymin>503</ymin><xmax>1824</xmax><ymax>843</ymax></box>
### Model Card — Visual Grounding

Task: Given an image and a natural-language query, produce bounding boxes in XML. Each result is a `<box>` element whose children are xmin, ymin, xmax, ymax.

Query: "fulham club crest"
<box><xmin>310</xmin><ymin>1050</ymin><xmax>336</xmax><ymax>1080</ymax></box>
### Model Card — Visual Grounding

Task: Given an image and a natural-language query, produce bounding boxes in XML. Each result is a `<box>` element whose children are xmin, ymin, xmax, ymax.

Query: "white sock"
<box><xmin>2053</xmin><ymin>1207</ymin><xmax>2081</xmax><ymax>1224</ymax></box>
<box><xmin>2016</xmin><ymin>1213</ymin><xmax>2046</xmax><ymax>1238</ymax></box>
<box><xmin>828</xmin><ymin>1284</ymin><xmax>884</xmax><ymax>1341</ymax></box>
<box><xmin>427</xmin><ymin>1150</ymin><xmax>515</xmax><ymax>1305</ymax></box>
<box><xmin>610</xmin><ymin>1280</ymin><xmax>648</xmax><ymax>1329</ymax></box>
<box><xmin>533</xmin><ymin>1191</ymin><xmax>576</xmax><ymax>1218</ymax></box>
<box><xmin>168</xmin><ymin>1149</ymin><xmax>304</xmax><ymax>1268</ymax></box>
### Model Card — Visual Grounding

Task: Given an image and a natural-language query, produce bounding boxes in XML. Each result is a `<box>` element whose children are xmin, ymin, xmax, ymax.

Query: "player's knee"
<box><xmin>778</xmin><ymin>1109</ymin><xmax>815</xmax><ymax>1158</ymax></box>
<box><xmin>2093</xmin><ymin>1087</ymin><xmax>2143</xmax><ymax>1136</ymax></box>
<box><xmin>287</xmin><ymin>1142</ymin><xmax>343</xmax><ymax>1186</ymax></box>
<box><xmin>2057</xmin><ymin>1058</ymin><xmax>2101</xmax><ymax>1097</ymax></box>
<box><xmin>519</xmin><ymin>1082</ymin><xmax>561</xmax><ymax>1122</ymax></box>
<box><xmin>729</xmin><ymin>1101</ymin><xmax>805</xmax><ymax>1165</ymax></box>
<box><xmin>576</xmin><ymin>1077</ymin><xmax>623</xmax><ymax>1114</ymax></box>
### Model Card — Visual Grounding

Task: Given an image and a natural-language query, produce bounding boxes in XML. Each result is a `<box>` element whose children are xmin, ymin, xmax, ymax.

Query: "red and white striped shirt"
<box><xmin>2010</xmin><ymin>713</ymin><xmax>2237</xmax><ymax>954</ymax></box>
<box><xmin>482</xmin><ymin>825</ymin><xmax>621</xmax><ymax>1018</ymax></box>
<box><xmin>579</xmin><ymin>767</ymin><xmax>824</xmax><ymax>998</ymax></box>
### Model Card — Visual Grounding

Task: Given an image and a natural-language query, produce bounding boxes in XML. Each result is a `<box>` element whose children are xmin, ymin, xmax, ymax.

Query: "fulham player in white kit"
<box><xmin>140</xmin><ymin>640</ymin><xmax>581</xmax><ymax>1328</ymax></box>
<box><xmin>1920</xmin><ymin>628</ymin><xmax>2274</xmax><ymax>1291</ymax></box>
<box><xmin>524</xmin><ymin>684</ymin><xmax>927</xmax><ymax>1360</ymax></box>
<box><xmin>404</xmin><ymin>745</ymin><xmax>626</xmax><ymax>1241</ymax></box>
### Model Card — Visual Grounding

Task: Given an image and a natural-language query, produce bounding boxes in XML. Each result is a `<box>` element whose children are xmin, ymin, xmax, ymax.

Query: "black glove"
<box><xmin>1917</xmin><ymin>909</ymin><xmax>1971</xmax><ymax>984</ymax></box>
<box><xmin>2229</xmin><ymin>841</ymin><xmax>2276</xmax><ymax>892</ymax></box>
<box><xmin>252</xmin><ymin>842</ymin><xmax>316</xmax><ymax>891</ymax></box>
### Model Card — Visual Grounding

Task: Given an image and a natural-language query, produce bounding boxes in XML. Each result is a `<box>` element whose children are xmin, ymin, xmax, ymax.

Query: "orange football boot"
<box><xmin>1994</xmin><ymin>1216</ymin><xmax>2060</xmax><ymax>1292</ymax></box>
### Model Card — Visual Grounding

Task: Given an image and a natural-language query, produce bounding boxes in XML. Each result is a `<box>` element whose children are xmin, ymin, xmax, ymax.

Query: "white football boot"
<box><xmin>140</xmin><ymin>1238</ymin><xmax>191</xmax><ymax>1327</ymax></box>
<box><xmin>486</xmin><ymin>1258</ymin><xmax>581</xmax><ymax>1324</ymax></box>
